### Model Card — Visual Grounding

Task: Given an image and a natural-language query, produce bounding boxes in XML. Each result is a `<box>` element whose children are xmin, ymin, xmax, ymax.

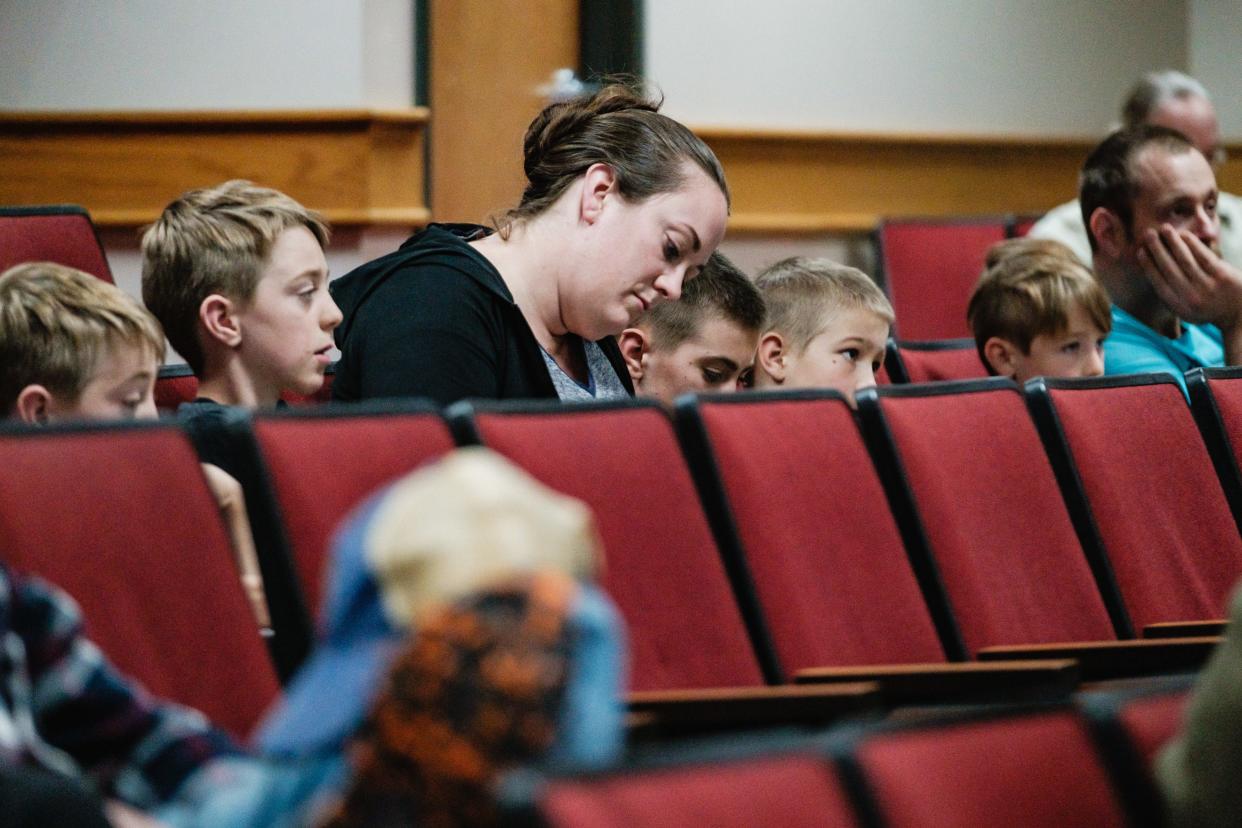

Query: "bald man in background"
<box><xmin>1031</xmin><ymin>70</ymin><xmax>1242</xmax><ymax>269</ymax></box>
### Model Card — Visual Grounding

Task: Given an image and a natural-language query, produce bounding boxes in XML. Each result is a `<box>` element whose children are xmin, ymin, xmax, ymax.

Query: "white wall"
<box><xmin>647</xmin><ymin>0</ymin><xmax>1188</xmax><ymax>137</ymax></box>
<box><xmin>0</xmin><ymin>0</ymin><xmax>413</xmax><ymax>110</ymax></box>
<box><xmin>1189</xmin><ymin>0</ymin><xmax>1242</xmax><ymax>140</ymax></box>
<box><xmin>0</xmin><ymin>0</ymin><xmax>417</xmax><ymax>359</ymax></box>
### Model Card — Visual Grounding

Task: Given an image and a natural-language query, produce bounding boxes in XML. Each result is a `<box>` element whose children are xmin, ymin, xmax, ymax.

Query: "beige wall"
<box><xmin>1</xmin><ymin>0</ymin><xmax>417</xmax><ymax>345</ymax></box>
<box><xmin>1189</xmin><ymin>0</ymin><xmax>1242</xmax><ymax>139</ymax></box>
<box><xmin>0</xmin><ymin>0</ymin><xmax>413</xmax><ymax>110</ymax></box>
<box><xmin>647</xmin><ymin>0</ymin><xmax>1188</xmax><ymax>137</ymax></box>
<box><xmin>5</xmin><ymin>2</ymin><xmax>1240</xmax><ymax>285</ymax></box>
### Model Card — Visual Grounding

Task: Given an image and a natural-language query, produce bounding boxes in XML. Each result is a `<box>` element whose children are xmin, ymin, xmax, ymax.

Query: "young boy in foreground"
<box><xmin>619</xmin><ymin>252</ymin><xmax>765</xmax><ymax>405</ymax></box>
<box><xmin>0</xmin><ymin>261</ymin><xmax>268</xmax><ymax>627</ymax></box>
<box><xmin>752</xmin><ymin>257</ymin><xmax>894</xmax><ymax>406</ymax></box>
<box><xmin>967</xmin><ymin>238</ymin><xmax>1111</xmax><ymax>383</ymax></box>
<box><xmin>0</xmin><ymin>262</ymin><xmax>247</xmax><ymax>825</ymax></box>
<box><xmin>141</xmin><ymin>180</ymin><xmax>341</xmax><ymax>473</ymax></box>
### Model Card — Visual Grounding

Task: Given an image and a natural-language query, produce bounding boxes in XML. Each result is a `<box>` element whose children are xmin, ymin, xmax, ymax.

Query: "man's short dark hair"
<box><xmin>1079</xmin><ymin>125</ymin><xmax>1196</xmax><ymax>254</ymax></box>
<box><xmin>640</xmin><ymin>252</ymin><xmax>766</xmax><ymax>349</ymax></box>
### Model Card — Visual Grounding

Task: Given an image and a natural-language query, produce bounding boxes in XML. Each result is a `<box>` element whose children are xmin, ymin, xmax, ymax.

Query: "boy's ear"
<box><xmin>1088</xmin><ymin>207</ymin><xmax>1125</xmax><ymax>259</ymax></box>
<box><xmin>199</xmin><ymin>294</ymin><xmax>243</xmax><ymax>348</ymax></box>
<box><xmin>982</xmin><ymin>336</ymin><xmax>1020</xmax><ymax>379</ymax></box>
<box><xmin>756</xmin><ymin>332</ymin><xmax>788</xmax><ymax>383</ymax></box>
<box><xmin>13</xmin><ymin>384</ymin><xmax>54</xmax><ymax>425</ymax></box>
<box><xmin>579</xmin><ymin>163</ymin><xmax>617</xmax><ymax>225</ymax></box>
<box><xmin>618</xmin><ymin>327</ymin><xmax>649</xmax><ymax>384</ymax></box>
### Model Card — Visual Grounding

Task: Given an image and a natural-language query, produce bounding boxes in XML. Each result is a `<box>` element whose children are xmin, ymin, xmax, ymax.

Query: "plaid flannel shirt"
<box><xmin>0</xmin><ymin>563</ymin><xmax>237</xmax><ymax>808</ymax></box>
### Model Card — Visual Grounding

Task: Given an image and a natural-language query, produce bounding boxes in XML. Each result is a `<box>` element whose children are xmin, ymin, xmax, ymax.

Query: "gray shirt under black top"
<box><xmin>540</xmin><ymin>339</ymin><xmax>630</xmax><ymax>402</ymax></box>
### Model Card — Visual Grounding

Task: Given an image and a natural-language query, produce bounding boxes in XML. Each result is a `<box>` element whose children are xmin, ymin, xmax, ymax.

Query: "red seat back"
<box><xmin>154</xmin><ymin>365</ymin><xmax>199</xmax><ymax>414</ymax></box>
<box><xmin>155</xmin><ymin>363</ymin><xmax>337</xmax><ymax>414</ymax></box>
<box><xmin>682</xmin><ymin>393</ymin><xmax>948</xmax><ymax>674</ymax></box>
<box><xmin>249</xmin><ymin>405</ymin><xmax>457</xmax><ymax>613</ymax></box>
<box><xmin>1032</xmin><ymin>376</ymin><xmax>1242</xmax><ymax>628</ymax></box>
<box><xmin>1115</xmin><ymin>690</ymin><xmax>1190</xmax><ymax>768</ymax></box>
<box><xmin>0</xmin><ymin>206</ymin><xmax>114</xmax><ymax>283</ymax></box>
<box><xmin>862</xmin><ymin>381</ymin><xmax>1119</xmax><ymax>653</ymax></box>
<box><xmin>1188</xmin><ymin>368</ymin><xmax>1242</xmax><ymax>518</ymax></box>
<box><xmin>1078</xmin><ymin>680</ymin><xmax>1193</xmax><ymax>822</ymax></box>
<box><xmin>894</xmin><ymin>340</ymin><xmax>989</xmax><ymax>383</ymax></box>
<box><xmin>543</xmin><ymin>753</ymin><xmax>860</xmax><ymax>827</ymax></box>
<box><xmin>1009</xmin><ymin>215</ymin><xmax>1040</xmax><ymax>238</ymax></box>
<box><xmin>460</xmin><ymin>402</ymin><xmax>767</xmax><ymax>691</ymax></box>
<box><xmin>852</xmin><ymin>709</ymin><xmax>1128</xmax><ymax>828</ymax></box>
<box><xmin>0</xmin><ymin>424</ymin><xmax>279</xmax><ymax>738</ymax></box>
<box><xmin>877</xmin><ymin>218</ymin><xmax>1007</xmax><ymax>340</ymax></box>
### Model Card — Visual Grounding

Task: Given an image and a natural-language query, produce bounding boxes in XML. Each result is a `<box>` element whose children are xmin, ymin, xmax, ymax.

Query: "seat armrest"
<box><xmin>626</xmin><ymin>683</ymin><xmax>882</xmax><ymax>736</ymax></box>
<box><xmin>976</xmin><ymin>638</ymin><xmax>1221</xmax><ymax>680</ymax></box>
<box><xmin>793</xmin><ymin>660</ymin><xmax>1079</xmax><ymax>705</ymax></box>
<box><xmin>1142</xmin><ymin>620</ymin><xmax>1228</xmax><ymax>639</ymax></box>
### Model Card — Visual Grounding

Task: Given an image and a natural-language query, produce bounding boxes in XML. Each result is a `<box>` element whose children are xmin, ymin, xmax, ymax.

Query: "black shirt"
<box><xmin>330</xmin><ymin>224</ymin><xmax>633</xmax><ymax>407</ymax></box>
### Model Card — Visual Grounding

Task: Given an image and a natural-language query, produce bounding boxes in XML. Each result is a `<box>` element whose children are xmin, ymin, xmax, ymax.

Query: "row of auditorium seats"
<box><xmin>520</xmin><ymin>681</ymin><xmax>1189</xmax><ymax>828</ymax></box>
<box><xmin>2</xmin><ymin>369</ymin><xmax>1239</xmax><ymax>740</ymax></box>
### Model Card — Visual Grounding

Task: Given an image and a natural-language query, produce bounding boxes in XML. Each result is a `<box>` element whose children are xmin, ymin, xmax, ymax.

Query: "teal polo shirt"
<box><xmin>1104</xmin><ymin>305</ymin><xmax>1224</xmax><ymax>395</ymax></box>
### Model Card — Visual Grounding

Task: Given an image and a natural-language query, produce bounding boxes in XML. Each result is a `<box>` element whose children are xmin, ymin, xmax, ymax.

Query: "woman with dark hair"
<box><xmin>330</xmin><ymin>84</ymin><xmax>730</xmax><ymax>405</ymax></box>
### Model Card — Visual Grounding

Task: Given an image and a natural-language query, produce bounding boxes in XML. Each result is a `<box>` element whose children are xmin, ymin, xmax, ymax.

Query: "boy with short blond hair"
<box><xmin>752</xmin><ymin>256</ymin><xmax>894</xmax><ymax>406</ymax></box>
<box><xmin>0</xmin><ymin>261</ymin><xmax>268</xmax><ymax>824</ymax></box>
<box><xmin>0</xmin><ymin>261</ymin><xmax>269</xmax><ymax>629</ymax></box>
<box><xmin>0</xmin><ymin>262</ymin><xmax>163</xmax><ymax>422</ymax></box>
<box><xmin>141</xmin><ymin>179</ymin><xmax>341</xmax><ymax>410</ymax></box>
<box><xmin>967</xmin><ymin>237</ymin><xmax>1112</xmax><ymax>383</ymax></box>
<box><xmin>619</xmin><ymin>252</ymin><xmax>765</xmax><ymax>405</ymax></box>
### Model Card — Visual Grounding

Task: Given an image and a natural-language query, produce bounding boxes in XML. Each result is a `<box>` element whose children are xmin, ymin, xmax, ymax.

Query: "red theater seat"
<box><xmin>451</xmin><ymin>400</ymin><xmax>770</xmax><ymax>692</ymax></box>
<box><xmin>857</xmin><ymin>380</ymin><xmax>1124</xmax><ymax>652</ymax></box>
<box><xmin>875</xmin><ymin>217</ymin><xmax>1007</xmax><ymax>340</ymax></box>
<box><xmin>238</xmin><ymin>403</ymin><xmax>457</xmax><ymax>615</ymax></box>
<box><xmin>0</xmin><ymin>205</ymin><xmax>114</xmax><ymax>283</ymax></box>
<box><xmin>1028</xmin><ymin>375</ymin><xmax>1242</xmax><ymax>629</ymax></box>
<box><xmin>155</xmin><ymin>364</ymin><xmax>199</xmax><ymax>413</ymax></box>
<box><xmin>0</xmin><ymin>422</ymin><xmax>280</xmax><ymax>739</ymax></box>
<box><xmin>1079</xmin><ymin>678</ymin><xmax>1193</xmax><ymax>824</ymax></box>
<box><xmin>1008</xmin><ymin>214</ymin><xmax>1041</xmax><ymax>238</ymax></box>
<box><xmin>542</xmin><ymin>753</ymin><xmax>860</xmax><ymax>828</ymax></box>
<box><xmin>677</xmin><ymin>391</ymin><xmax>952</xmax><ymax>675</ymax></box>
<box><xmin>887</xmin><ymin>339</ymin><xmax>989</xmax><ymax>383</ymax></box>
<box><xmin>1187</xmin><ymin>367</ymin><xmax>1242</xmax><ymax>533</ymax></box>
<box><xmin>849</xmin><ymin>708</ymin><xmax>1128</xmax><ymax>828</ymax></box>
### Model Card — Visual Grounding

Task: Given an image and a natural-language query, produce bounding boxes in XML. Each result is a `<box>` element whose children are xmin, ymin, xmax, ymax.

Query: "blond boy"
<box><xmin>141</xmin><ymin>179</ymin><xmax>341</xmax><ymax>410</ymax></box>
<box><xmin>1</xmin><ymin>262</ymin><xmax>162</xmax><ymax>422</ymax></box>
<box><xmin>752</xmin><ymin>257</ymin><xmax>894</xmax><ymax>406</ymax></box>
<box><xmin>0</xmin><ymin>261</ymin><xmax>268</xmax><ymax>627</ymax></box>
<box><xmin>619</xmin><ymin>252</ymin><xmax>765</xmax><ymax>405</ymax></box>
<box><xmin>967</xmin><ymin>238</ymin><xmax>1111</xmax><ymax>383</ymax></box>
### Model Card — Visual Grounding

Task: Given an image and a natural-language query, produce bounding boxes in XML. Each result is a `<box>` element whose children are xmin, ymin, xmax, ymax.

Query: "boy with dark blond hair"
<box><xmin>0</xmin><ymin>262</ymin><xmax>163</xmax><ymax>422</ymax></box>
<box><xmin>967</xmin><ymin>238</ymin><xmax>1111</xmax><ymax>383</ymax></box>
<box><xmin>619</xmin><ymin>252</ymin><xmax>765</xmax><ymax>405</ymax></box>
<box><xmin>141</xmin><ymin>179</ymin><xmax>341</xmax><ymax>410</ymax></box>
<box><xmin>1</xmin><ymin>260</ymin><xmax>269</xmax><ymax>627</ymax></box>
<box><xmin>752</xmin><ymin>256</ymin><xmax>894</xmax><ymax>406</ymax></box>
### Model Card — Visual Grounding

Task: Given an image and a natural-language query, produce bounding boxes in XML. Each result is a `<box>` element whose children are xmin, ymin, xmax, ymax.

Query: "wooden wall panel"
<box><xmin>8</xmin><ymin>111</ymin><xmax>1242</xmax><ymax>237</ymax></box>
<box><xmin>700</xmin><ymin>127</ymin><xmax>1242</xmax><ymax>234</ymax></box>
<box><xmin>428</xmin><ymin>0</ymin><xmax>579</xmax><ymax>225</ymax></box>
<box><xmin>0</xmin><ymin>110</ymin><xmax>429</xmax><ymax>227</ymax></box>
